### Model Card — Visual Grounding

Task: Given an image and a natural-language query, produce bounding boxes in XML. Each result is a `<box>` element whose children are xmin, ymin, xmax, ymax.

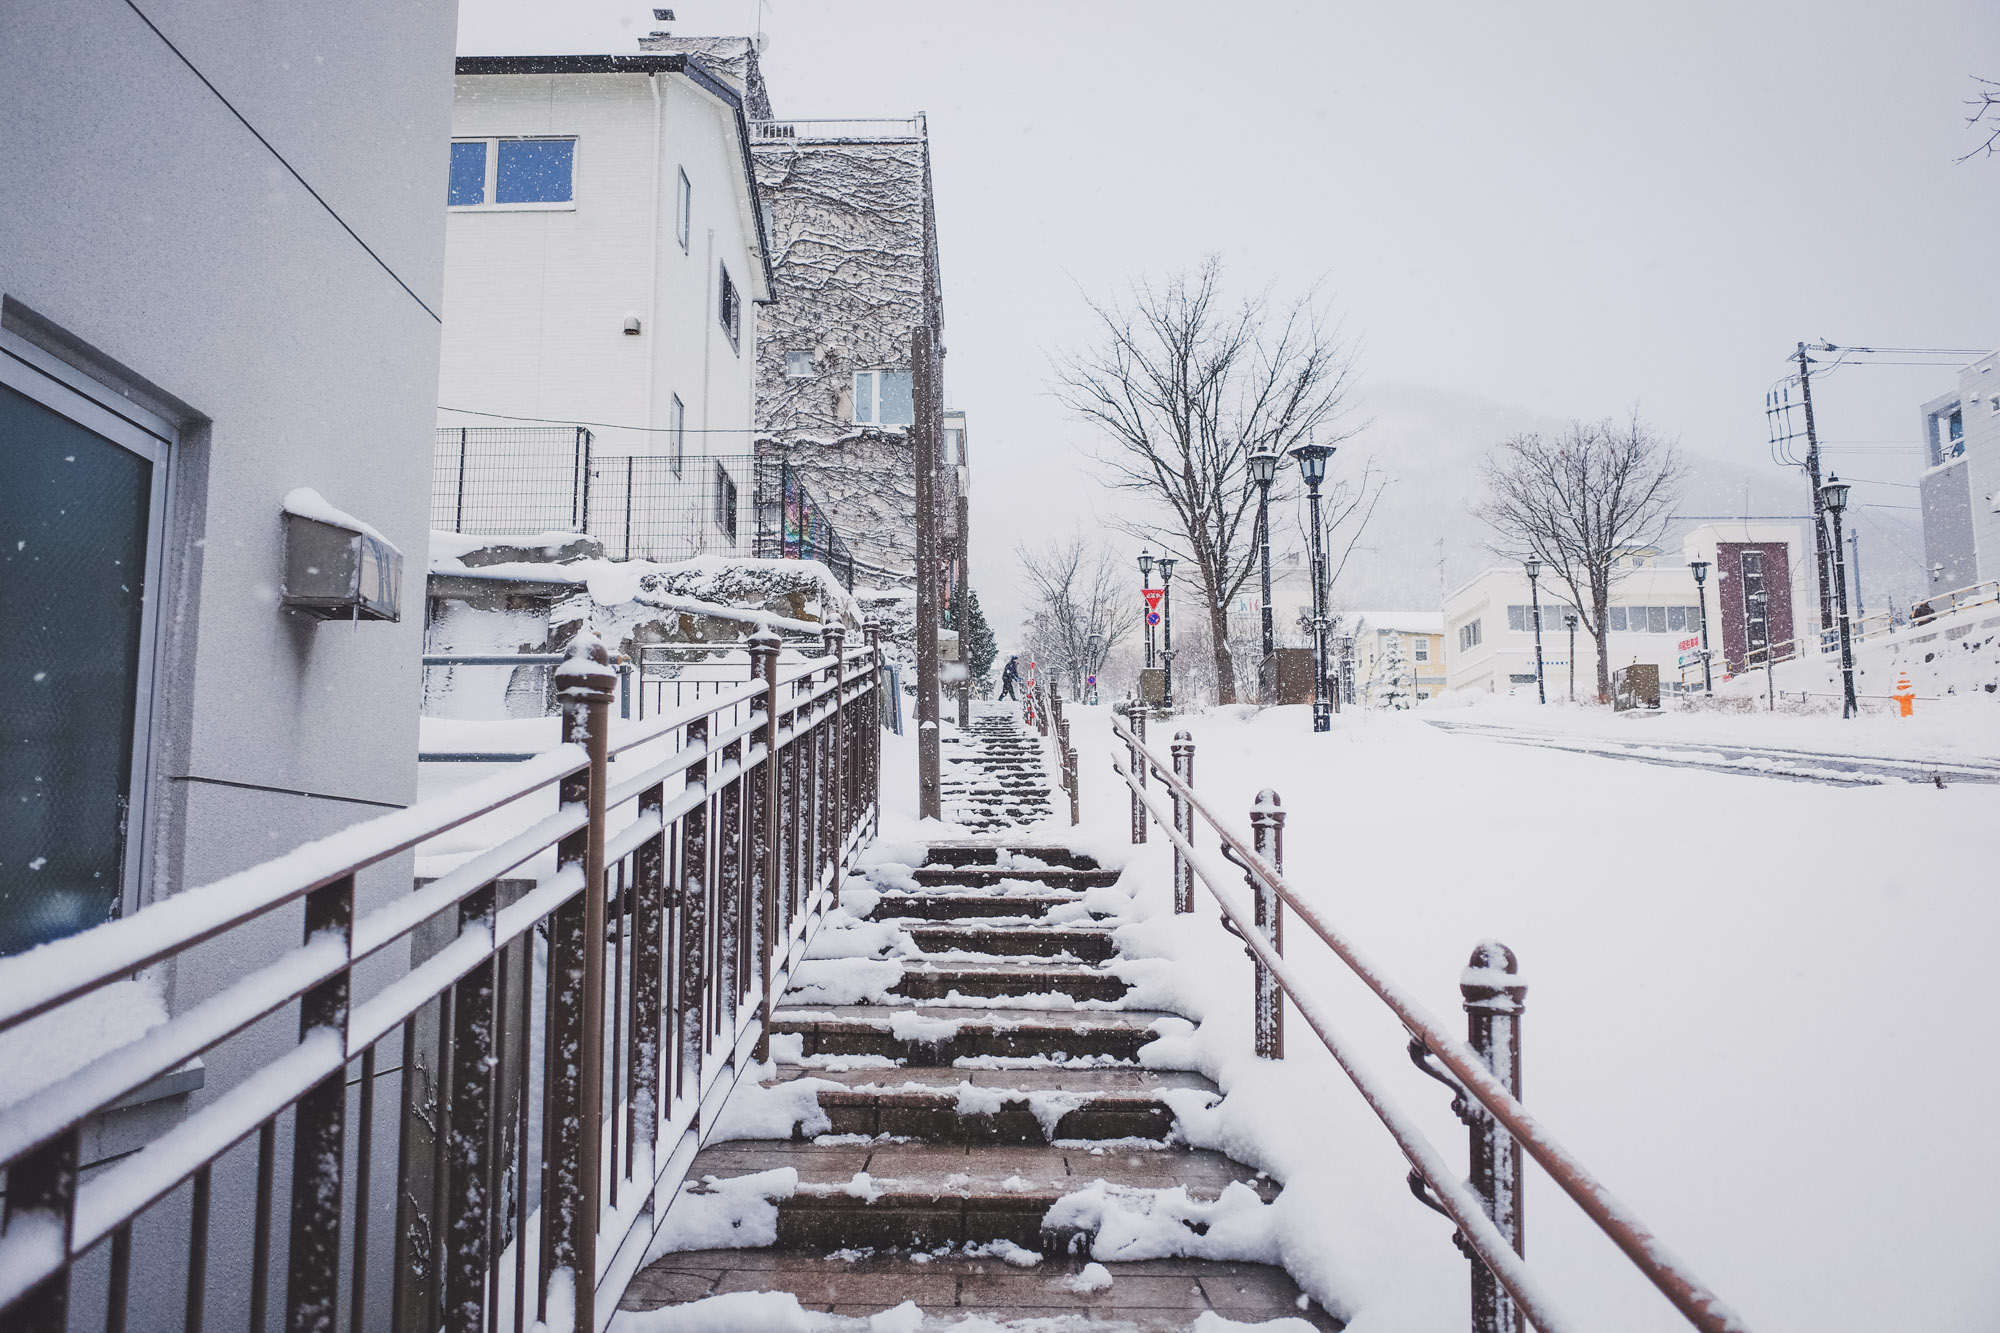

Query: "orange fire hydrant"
<box><xmin>1893</xmin><ymin>671</ymin><xmax>1915</xmax><ymax>717</ymax></box>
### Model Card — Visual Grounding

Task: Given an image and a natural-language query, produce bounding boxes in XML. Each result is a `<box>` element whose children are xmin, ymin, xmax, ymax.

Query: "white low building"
<box><xmin>436</xmin><ymin>52</ymin><xmax>774</xmax><ymax>560</ymax></box>
<box><xmin>1444</xmin><ymin>523</ymin><xmax>1808</xmax><ymax>697</ymax></box>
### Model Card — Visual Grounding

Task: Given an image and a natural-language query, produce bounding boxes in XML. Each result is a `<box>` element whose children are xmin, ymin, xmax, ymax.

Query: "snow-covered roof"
<box><xmin>1352</xmin><ymin>610</ymin><xmax>1444</xmax><ymax>635</ymax></box>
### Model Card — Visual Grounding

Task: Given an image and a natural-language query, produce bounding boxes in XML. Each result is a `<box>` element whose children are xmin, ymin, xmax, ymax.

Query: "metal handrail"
<box><xmin>1110</xmin><ymin>713</ymin><xmax>1749</xmax><ymax>1333</ymax></box>
<box><xmin>0</xmin><ymin>626</ymin><xmax>886</xmax><ymax>1332</ymax></box>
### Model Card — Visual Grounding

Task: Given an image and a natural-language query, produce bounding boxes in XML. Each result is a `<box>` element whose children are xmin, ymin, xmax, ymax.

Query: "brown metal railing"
<box><xmin>0</xmin><ymin>624</ymin><xmax>882</xmax><ymax>1333</ymax></box>
<box><xmin>1110</xmin><ymin>713</ymin><xmax>1751</xmax><ymax>1333</ymax></box>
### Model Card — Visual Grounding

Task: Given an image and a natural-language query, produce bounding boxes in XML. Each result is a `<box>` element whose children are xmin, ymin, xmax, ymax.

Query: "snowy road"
<box><xmin>1424</xmin><ymin>718</ymin><xmax>2000</xmax><ymax>787</ymax></box>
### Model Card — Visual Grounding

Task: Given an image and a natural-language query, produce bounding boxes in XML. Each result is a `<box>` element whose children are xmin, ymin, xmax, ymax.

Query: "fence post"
<box><xmin>285</xmin><ymin>872</ymin><xmax>354</xmax><ymax>1332</ymax></box>
<box><xmin>1129</xmin><ymin>708</ymin><xmax>1147</xmax><ymax>844</ymax></box>
<box><xmin>1171</xmin><ymin>731</ymin><xmax>1195</xmax><ymax>913</ymax></box>
<box><xmin>1249</xmin><ymin>790</ymin><xmax>1285</xmax><ymax>1059</ymax></box>
<box><xmin>4</xmin><ymin>1129</ymin><xmax>79</xmax><ymax>1330</ymax></box>
<box><xmin>749</xmin><ymin>630</ymin><xmax>782</xmax><ymax>1062</ymax></box>
<box><xmin>863</xmin><ymin>619</ymin><xmax>882</xmax><ymax>831</ymax></box>
<box><xmin>1060</xmin><ymin>712</ymin><xmax>1078</xmax><ymax>826</ymax></box>
<box><xmin>1463</xmin><ymin>941</ymin><xmax>1527</xmax><ymax>1333</ymax></box>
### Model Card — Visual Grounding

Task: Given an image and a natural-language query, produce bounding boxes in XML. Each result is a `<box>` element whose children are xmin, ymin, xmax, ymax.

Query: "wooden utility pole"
<box><xmin>956</xmin><ymin>490</ymin><xmax>972</xmax><ymax>729</ymax></box>
<box><xmin>913</xmin><ymin>324</ymin><xmax>943</xmax><ymax>818</ymax></box>
<box><xmin>1797</xmin><ymin>342</ymin><xmax>1834</xmax><ymax>633</ymax></box>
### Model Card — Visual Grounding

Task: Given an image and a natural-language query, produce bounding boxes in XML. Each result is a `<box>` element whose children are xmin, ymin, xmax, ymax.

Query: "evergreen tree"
<box><xmin>947</xmin><ymin>586</ymin><xmax>999</xmax><ymax>693</ymax></box>
<box><xmin>1376</xmin><ymin>632</ymin><xmax>1414</xmax><ymax>710</ymax></box>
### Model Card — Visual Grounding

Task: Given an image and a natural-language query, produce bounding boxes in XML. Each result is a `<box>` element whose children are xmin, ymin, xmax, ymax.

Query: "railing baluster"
<box><xmin>2</xmin><ymin>1127</ymin><xmax>78</xmax><ymax>1331</ymax></box>
<box><xmin>1128</xmin><ymin>708</ymin><xmax>1147</xmax><ymax>844</ymax></box>
<box><xmin>286</xmin><ymin>871</ymin><xmax>353</xmax><ymax>1333</ymax></box>
<box><xmin>679</xmin><ymin>715</ymin><xmax>711</xmax><ymax>1100</ymax></box>
<box><xmin>186</xmin><ymin>1162</ymin><xmax>210</xmax><ymax>1333</ymax></box>
<box><xmin>1171</xmin><ymin>732</ymin><xmax>1195</xmax><ymax>914</ymax></box>
<box><xmin>445</xmin><ymin>883</ymin><xmax>498</xmax><ymax>1333</ymax></box>
<box><xmin>252</xmin><ymin>1117</ymin><xmax>275</xmax><ymax>1332</ymax></box>
<box><xmin>716</xmin><ymin>729</ymin><xmax>744</xmax><ymax>1033</ymax></box>
<box><xmin>105</xmin><ymin>1224</ymin><xmax>130</xmax><ymax>1333</ymax></box>
<box><xmin>512</xmin><ymin>947</ymin><xmax>533</xmax><ymax>1333</ymax></box>
<box><xmin>632</xmin><ymin>776</ymin><xmax>667</xmax><ymax>1168</ymax></box>
<box><xmin>749</xmin><ymin>632</ymin><xmax>781</xmax><ymax>1061</ymax></box>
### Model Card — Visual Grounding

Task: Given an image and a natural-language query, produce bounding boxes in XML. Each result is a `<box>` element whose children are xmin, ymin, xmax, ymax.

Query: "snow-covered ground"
<box><xmin>1044</xmin><ymin>699</ymin><xmax>2000</xmax><ymax>1333</ymax></box>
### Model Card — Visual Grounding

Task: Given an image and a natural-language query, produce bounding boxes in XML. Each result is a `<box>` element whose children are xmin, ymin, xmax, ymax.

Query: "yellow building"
<box><xmin>1351</xmin><ymin>611</ymin><xmax>1446</xmax><ymax>706</ymax></box>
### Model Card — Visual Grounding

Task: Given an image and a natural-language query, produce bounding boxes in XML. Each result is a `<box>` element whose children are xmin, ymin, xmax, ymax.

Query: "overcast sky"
<box><xmin>461</xmin><ymin>0</ymin><xmax>2000</xmax><ymax>634</ymax></box>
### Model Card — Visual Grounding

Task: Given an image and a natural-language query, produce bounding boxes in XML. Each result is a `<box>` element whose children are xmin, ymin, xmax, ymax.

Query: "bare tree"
<box><xmin>1016</xmin><ymin>534</ymin><xmax>1139</xmax><ymax>700</ymax></box>
<box><xmin>1052</xmin><ymin>258</ymin><xmax>1363</xmax><ymax>703</ymax></box>
<box><xmin>1476</xmin><ymin>416</ymin><xmax>1686</xmax><ymax>702</ymax></box>
<box><xmin>1960</xmin><ymin>76</ymin><xmax>2000</xmax><ymax>162</ymax></box>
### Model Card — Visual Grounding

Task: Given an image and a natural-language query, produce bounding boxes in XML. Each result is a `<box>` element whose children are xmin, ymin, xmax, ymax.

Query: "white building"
<box><xmin>1444</xmin><ymin>523</ymin><xmax>1808</xmax><ymax>697</ymax></box>
<box><xmin>436</xmin><ymin>53</ymin><xmax>774</xmax><ymax>561</ymax></box>
<box><xmin>1351</xmin><ymin>612</ymin><xmax>1446</xmax><ymax>704</ymax></box>
<box><xmin>1918</xmin><ymin>351</ymin><xmax>2000</xmax><ymax>595</ymax></box>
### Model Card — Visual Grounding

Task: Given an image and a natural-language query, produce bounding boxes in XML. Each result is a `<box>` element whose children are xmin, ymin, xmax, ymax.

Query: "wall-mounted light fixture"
<box><xmin>624</xmin><ymin>314</ymin><xmax>643</xmax><ymax>336</ymax></box>
<box><xmin>281</xmin><ymin>488</ymin><xmax>402</xmax><ymax>621</ymax></box>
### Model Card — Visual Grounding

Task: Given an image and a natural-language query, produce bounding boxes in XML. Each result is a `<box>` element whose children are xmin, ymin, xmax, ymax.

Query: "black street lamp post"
<box><xmin>1564</xmin><ymin>614</ymin><xmax>1578</xmax><ymax>703</ymax></box>
<box><xmin>1524</xmin><ymin>557</ymin><xmax>1547</xmax><ymax>704</ymax></box>
<box><xmin>1086</xmin><ymin>631</ymin><xmax>1104</xmax><ymax>705</ymax></box>
<box><xmin>1689</xmin><ymin>559</ymin><xmax>1714</xmax><ymax>692</ymax></box>
<box><xmin>1247</xmin><ymin>444</ymin><xmax>1280</xmax><ymax>661</ymax></box>
<box><xmin>1821</xmin><ymin>476</ymin><xmax>1858</xmax><ymax>718</ymax></box>
<box><xmin>1158</xmin><ymin>554</ymin><xmax>1177</xmax><ymax>710</ymax></box>
<box><xmin>1138</xmin><ymin>548</ymin><xmax>1156</xmax><ymax>670</ymax></box>
<box><xmin>1290</xmin><ymin>439</ymin><xmax>1335</xmax><ymax>733</ymax></box>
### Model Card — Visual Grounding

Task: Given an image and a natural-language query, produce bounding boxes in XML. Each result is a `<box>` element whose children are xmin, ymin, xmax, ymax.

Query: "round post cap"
<box><xmin>555</xmin><ymin>632</ymin><xmax>617</xmax><ymax>701</ymax></box>
<box><xmin>1461</xmin><ymin>939</ymin><xmax>1527</xmax><ymax>1012</ymax></box>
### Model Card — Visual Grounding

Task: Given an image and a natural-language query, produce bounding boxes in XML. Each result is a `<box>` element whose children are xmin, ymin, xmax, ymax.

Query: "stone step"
<box><xmin>907</xmin><ymin>924</ymin><xmax>1118</xmax><ymax>963</ymax></box>
<box><xmin>918</xmin><ymin>845</ymin><xmax>1102</xmax><ymax>870</ymax></box>
<box><xmin>678</xmin><ymin>1140</ymin><xmax>1275</xmax><ymax>1255</ymax></box>
<box><xmin>910</xmin><ymin>864</ymin><xmax>1122</xmax><ymax>889</ymax></box>
<box><xmin>766</xmin><ymin>1065</ymin><xmax>1205</xmax><ymax>1143</ymax></box>
<box><xmin>774</xmin><ymin>1004</ymin><xmax>1170</xmax><ymax>1066</ymax></box>
<box><xmin>889</xmin><ymin>961</ymin><xmax>1132</xmax><ymax>1003</ymax></box>
<box><xmin>869</xmin><ymin>893</ymin><xmax>1092</xmax><ymax>922</ymax></box>
<box><xmin>621</xmin><ymin>1249</ymin><xmax>1342</xmax><ymax>1330</ymax></box>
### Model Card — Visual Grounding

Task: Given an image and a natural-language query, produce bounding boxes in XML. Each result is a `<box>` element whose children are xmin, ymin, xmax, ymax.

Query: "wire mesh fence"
<box><xmin>432</xmin><ymin>428</ymin><xmax>858</xmax><ymax>586</ymax></box>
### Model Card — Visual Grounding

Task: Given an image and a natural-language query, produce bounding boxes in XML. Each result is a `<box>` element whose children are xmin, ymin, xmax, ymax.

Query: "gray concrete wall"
<box><xmin>2</xmin><ymin>2</ymin><xmax>457</xmax><ymax>1324</ymax></box>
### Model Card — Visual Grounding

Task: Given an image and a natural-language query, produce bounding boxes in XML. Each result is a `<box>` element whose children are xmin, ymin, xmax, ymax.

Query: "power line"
<box><xmin>119</xmin><ymin>0</ymin><xmax>442</xmax><ymax>323</ymax></box>
<box><xmin>439</xmin><ymin>406</ymin><xmax>776</xmax><ymax>434</ymax></box>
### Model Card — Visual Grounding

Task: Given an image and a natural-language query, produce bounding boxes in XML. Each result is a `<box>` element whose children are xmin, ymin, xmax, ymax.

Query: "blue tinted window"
<box><xmin>497</xmin><ymin>139</ymin><xmax>574</xmax><ymax>204</ymax></box>
<box><xmin>878</xmin><ymin>371</ymin><xmax>914</xmax><ymax>426</ymax></box>
<box><xmin>448</xmin><ymin>140</ymin><xmax>487</xmax><ymax>206</ymax></box>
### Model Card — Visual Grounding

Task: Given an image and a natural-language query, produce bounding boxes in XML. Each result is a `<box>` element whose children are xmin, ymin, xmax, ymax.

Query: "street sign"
<box><xmin>1086</xmin><ymin>675</ymin><xmax>1097</xmax><ymax>686</ymax></box>
<box><xmin>1146</xmin><ymin>611</ymin><xmax>1161</xmax><ymax>626</ymax></box>
<box><xmin>1143</xmin><ymin>588</ymin><xmax>1164</xmax><ymax>610</ymax></box>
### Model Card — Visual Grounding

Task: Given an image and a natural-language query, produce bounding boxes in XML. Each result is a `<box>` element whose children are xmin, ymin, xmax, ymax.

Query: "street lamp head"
<box><xmin>1246</xmin><ymin>442</ymin><xmax>1281</xmax><ymax>487</ymax></box>
<box><xmin>1288</xmin><ymin>441</ymin><xmax>1334</xmax><ymax>488</ymax></box>
<box><xmin>1563</xmin><ymin>613</ymin><xmax>1577</xmax><ymax>630</ymax></box>
<box><xmin>1157</xmin><ymin>554</ymin><xmax>1177</xmax><ymax>581</ymax></box>
<box><xmin>1523</xmin><ymin>556</ymin><xmax>1541</xmax><ymax>583</ymax></box>
<box><xmin>1137</xmin><ymin>548</ymin><xmax>1153</xmax><ymax>577</ymax></box>
<box><xmin>1820</xmin><ymin>474</ymin><xmax>1850</xmax><ymax>515</ymax></box>
<box><xmin>1689</xmin><ymin>558</ymin><xmax>1710</xmax><ymax>586</ymax></box>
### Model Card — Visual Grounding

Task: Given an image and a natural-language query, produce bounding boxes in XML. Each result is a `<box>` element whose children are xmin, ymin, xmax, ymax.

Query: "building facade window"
<box><xmin>1458</xmin><ymin>619</ymin><xmax>1482</xmax><ymax>651</ymax></box>
<box><xmin>1414</xmin><ymin>640</ymin><xmax>1429</xmax><ymax>662</ymax></box>
<box><xmin>714</xmin><ymin>462</ymin><xmax>738</xmax><ymax>539</ymax></box>
<box><xmin>1</xmin><ymin>333</ymin><xmax>170</xmax><ymax>956</ymax></box>
<box><xmin>669</xmin><ymin>393</ymin><xmax>685</xmax><ymax>476</ymax></box>
<box><xmin>785</xmin><ymin>350</ymin><xmax>814</xmax><ymax>378</ymax></box>
<box><xmin>447</xmin><ymin>138</ymin><xmax>576</xmax><ymax>208</ymax></box>
<box><xmin>718</xmin><ymin>264</ymin><xmax>740</xmax><ymax>349</ymax></box>
<box><xmin>676</xmin><ymin>168</ymin><xmax>692</xmax><ymax>250</ymax></box>
<box><xmin>853</xmin><ymin>369</ymin><xmax>914</xmax><ymax>427</ymax></box>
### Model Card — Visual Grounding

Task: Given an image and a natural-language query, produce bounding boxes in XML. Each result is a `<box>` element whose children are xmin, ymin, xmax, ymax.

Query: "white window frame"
<box><xmin>852</xmin><ymin>368</ymin><xmax>914</xmax><ymax>427</ymax></box>
<box><xmin>1</xmin><ymin>327</ymin><xmax>173</xmax><ymax>925</ymax></box>
<box><xmin>447</xmin><ymin>136</ymin><xmax>580</xmax><ymax>212</ymax></box>
<box><xmin>676</xmin><ymin>167</ymin><xmax>692</xmax><ymax>250</ymax></box>
<box><xmin>784</xmin><ymin>350</ymin><xmax>815</xmax><ymax>379</ymax></box>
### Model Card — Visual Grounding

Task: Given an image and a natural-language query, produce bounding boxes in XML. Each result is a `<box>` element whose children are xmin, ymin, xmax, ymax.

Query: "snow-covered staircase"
<box><xmin>618</xmin><ymin>713</ymin><xmax>1341</xmax><ymax>1329</ymax></box>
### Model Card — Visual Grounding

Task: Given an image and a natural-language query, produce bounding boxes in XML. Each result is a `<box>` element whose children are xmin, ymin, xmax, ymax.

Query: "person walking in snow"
<box><xmin>997</xmin><ymin>655</ymin><xmax>1021</xmax><ymax>700</ymax></box>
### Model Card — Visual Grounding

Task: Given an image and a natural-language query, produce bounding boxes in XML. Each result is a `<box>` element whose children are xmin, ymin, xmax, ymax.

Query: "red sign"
<box><xmin>1143</xmin><ymin>589</ymin><xmax>1164</xmax><ymax>610</ymax></box>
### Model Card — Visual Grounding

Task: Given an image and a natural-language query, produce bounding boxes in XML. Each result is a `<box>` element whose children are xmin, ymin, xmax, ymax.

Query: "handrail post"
<box><xmin>1249</xmin><ymin>790</ymin><xmax>1285</xmax><ymax>1059</ymax></box>
<box><xmin>749</xmin><ymin>630</ymin><xmax>782</xmax><ymax>1061</ymax></box>
<box><xmin>1464</xmin><ymin>942</ymin><xmax>1528</xmax><ymax>1333</ymax></box>
<box><xmin>1171</xmin><ymin>731</ymin><xmax>1195</xmax><ymax>913</ymax></box>
<box><xmin>284</xmin><ymin>870</ymin><xmax>354</xmax><ymax>1330</ymax></box>
<box><xmin>550</xmin><ymin>636</ymin><xmax>614</xmax><ymax>1333</ymax></box>
<box><xmin>1129</xmin><ymin>708</ymin><xmax>1148</xmax><ymax>844</ymax></box>
<box><xmin>1060</xmin><ymin>712</ymin><xmax>1078</xmax><ymax>825</ymax></box>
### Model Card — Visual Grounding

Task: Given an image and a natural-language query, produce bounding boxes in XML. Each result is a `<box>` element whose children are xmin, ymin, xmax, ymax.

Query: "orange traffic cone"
<box><xmin>1893</xmin><ymin>671</ymin><xmax>1915</xmax><ymax>718</ymax></box>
